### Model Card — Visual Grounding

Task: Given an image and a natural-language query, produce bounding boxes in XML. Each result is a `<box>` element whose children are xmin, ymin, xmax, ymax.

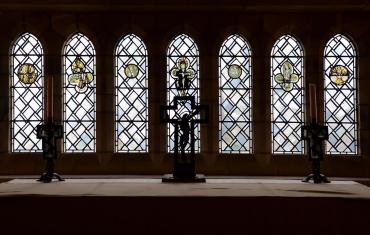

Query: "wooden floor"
<box><xmin>1</xmin><ymin>177</ymin><xmax>370</xmax><ymax>235</ymax></box>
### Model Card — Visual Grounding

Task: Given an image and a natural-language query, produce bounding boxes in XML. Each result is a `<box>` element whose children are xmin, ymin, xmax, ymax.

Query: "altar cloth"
<box><xmin>0</xmin><ymin>178</ymin><xmax>369</xmax><ymax>198</ymax></box>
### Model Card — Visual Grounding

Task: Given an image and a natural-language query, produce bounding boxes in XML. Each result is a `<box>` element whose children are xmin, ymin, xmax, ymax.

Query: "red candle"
<box><xmin>309</xmin><ymin>83</ymin><xmax>317</xmax><ymax>123</ymax></box>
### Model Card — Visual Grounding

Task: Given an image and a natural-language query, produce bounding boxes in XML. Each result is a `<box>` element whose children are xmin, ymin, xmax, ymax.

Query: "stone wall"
<box><xmin>0</xmin><ymin>1</ymin><xmax>369</xmax><ymax>176</ymax></box>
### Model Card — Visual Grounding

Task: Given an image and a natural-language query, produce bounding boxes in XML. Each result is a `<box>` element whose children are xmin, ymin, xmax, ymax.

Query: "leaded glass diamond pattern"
<box><xmin>63</xmin><ymin>33</ymin><xmax>96</xmax><ymax>152</ymax></box>
<box><xmin>219</xmin><ymin>34</ymin><xmax>252</xmax><ymax>153</ymax></box>
<box><xmin>10</xmin><ymin>33</ymin><xmax>44</xmax><ymax>152</ymax></box>
<box><xmin>167</xmin><ymin>34</ymin><xmax>200</xmax><ymax>153</ymax></box>
<box><xmin>115</xmin><ymin>34</ymin><xmax>148</xmax><ymax>152</ymax></box>
<box><xmin>271</xmin><ymin>35</ymin><xmax>304</xmax><ymax>154</ymax></box>
<box><xmin>324</xmin><ymin>34</ymin><xmax>358</xmax><ymax>154</ymax></box>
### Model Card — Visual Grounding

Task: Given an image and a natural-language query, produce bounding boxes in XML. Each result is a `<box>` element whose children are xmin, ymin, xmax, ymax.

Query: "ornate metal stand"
<box><xmin>36</xmin><ymin>118</ymin><xmax>64</xmax><ymax>183</ymax></box>
<box><xmin>161</xmin><ymin>96</ymin><xmax>208</xmax><ymax>183</ymax></box>
<box><xmin>301</xmin><ymin>121</ymin><xmax>330</xmax><ymax>183</ymax></box>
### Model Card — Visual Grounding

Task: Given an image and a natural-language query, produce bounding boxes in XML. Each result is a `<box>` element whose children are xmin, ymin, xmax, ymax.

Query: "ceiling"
<box><xmin>0</xmin><ymin>0</ymin><xmax>369</xmax><ymax>12</ymax></box>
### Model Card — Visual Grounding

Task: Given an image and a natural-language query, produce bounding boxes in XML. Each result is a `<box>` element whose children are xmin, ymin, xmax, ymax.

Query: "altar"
<box><xmin>0</xmin><ymin>177</ymin><xmax>370</xmax><ymax>235</ymax></box>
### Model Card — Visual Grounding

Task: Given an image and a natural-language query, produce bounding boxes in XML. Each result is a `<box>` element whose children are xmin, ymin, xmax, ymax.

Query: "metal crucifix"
<box><xmin>161</xmin><ymin>95</ymin><xmax>208</xmax><ymax>182</ymax></box>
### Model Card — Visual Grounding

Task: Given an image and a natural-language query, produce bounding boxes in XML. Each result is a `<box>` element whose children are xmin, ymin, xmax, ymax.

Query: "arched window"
<box><xmin>219</xmin><ymin>34</ymin><xmax>252</xmax><ymax>153</ymax></box>
<box><xmin>324</xmin><ymin>34</ymin><xmax>358</xmax><ymax>154</ymax></box>
<box><xmin>10</xmin><ymin>33</ymin><xmax>44</xmax><ymax>152</ymax></box>
<box><xmin>271</xmin><ymin>34</ymin><xmax>304</xmax><ymax>154</ymax></box>
<box><xmin>115</xmin><ymin>34</ymin><xmax>148</xmax><ymax>152</ymax></box>
<box><xmin>167</xmin><ymin>34</ymin><xmax>200</xmax><ymax>152</ymax></box>
<box><xmin>62</xmin><ymin>33</ymin><xmax>96</xmax><ymax>152</ymax></box>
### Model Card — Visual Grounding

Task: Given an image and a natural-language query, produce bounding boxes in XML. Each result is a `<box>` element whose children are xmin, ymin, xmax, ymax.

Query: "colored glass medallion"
<box><xmin>329</xmin><ymin>65</ymin><xmax>349</xmax><ymax>85</ymax></box>
<box><xmin>274</xmin><ymin>61</ymin><xmax>299</xmax><ymax>91</ymax></box>
<box><xmin>228</xmin><ymin>64</ymin><xmax>242</xmax><ymax>79</ymax></box>
<box><xmin>124</xmin><ymin>64</ymin><xmax>139</xmax><ymax>78</ymax></box>
<box><xmin>170</xmin><ymin>57</ymin><xmax>195</xmax><ymax>96</ymax></box>
<box><xmin>68</xmin><ymin>56</ymin><xmax>93</xmax><ymax>93</ymax></box>
<box><xmin>17</xmin><ymin>63</ymin><xmax>38</xmax><ymax>84</ymax></box>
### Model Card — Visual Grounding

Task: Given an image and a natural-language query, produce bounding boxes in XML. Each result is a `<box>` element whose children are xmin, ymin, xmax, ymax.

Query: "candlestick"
<box><xmin>309</xmin><ymin>83</ymin><xmax>317</xmax><ymax>123</ymax></box>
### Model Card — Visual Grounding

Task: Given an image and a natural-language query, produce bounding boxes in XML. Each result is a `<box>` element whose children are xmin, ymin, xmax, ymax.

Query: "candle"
<box><xmin>47</xmin><ymin>76</ymin><xmax>53</xmax><ymax>121</ymax></box>
<box><xmin>309</xmin><ymin>83</ymin><xmax>317</xmax><ymax>123</ymax></box>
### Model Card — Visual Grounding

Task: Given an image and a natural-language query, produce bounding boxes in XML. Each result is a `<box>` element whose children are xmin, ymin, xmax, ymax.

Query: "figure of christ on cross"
<box><xmin>161</xmin><ymin>95</ymin><xmax>208</xmax><ymax>181</ymax></box>
<box><xmin>171</xmin><ymin>57</ymin><xmax>195</xmax><ymax>97</ymax></box>
<box><xmin>179</xmin><ymin>111</ymin><xmax>198</xmax><ymax>163</ymax></box>
<box><xmin>174</xmin><ymin>69</ymin><xmax>192</xmax><ymax>96</ymax></box>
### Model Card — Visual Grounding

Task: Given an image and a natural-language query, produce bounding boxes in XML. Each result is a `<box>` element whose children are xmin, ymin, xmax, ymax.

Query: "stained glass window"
<box><xmin>115</xmin><ymin>34</ymin><xmax>148</xmax><ymax>152</ymax></box>
<box><xmin>63</xmin><ymin>33</ymin><xmax>96</xmax><ymax>152</ymax></box>
<box><xmin>271</xmin><ymin>34</ymin><xmax>304</xmax><ymax>154</ymax></box>
<box><xmin>167</xmin><ymin>34</ymin><xmax>200</xmax><ymax>152</ymax></box>
<box><xmin>324</xmin><ymin>34</ymin><xmax>358</xmax><ymax>154</ymax></box>
<box><xmin>10</xmin><ymin>32</ymin><xmax>44</xmax><ymax>152</ymax></box>
<box><xmin>219</xmin><ymin>34</ymin><xmax>252</xmax><ymax>153</ymax></box>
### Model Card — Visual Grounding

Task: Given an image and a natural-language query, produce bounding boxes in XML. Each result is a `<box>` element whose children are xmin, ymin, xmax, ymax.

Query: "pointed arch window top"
<box><xmin>324</xmin><ymin>34</ymin><xmax>356</xmax><ymax>57</ymax></box>
<box><xmin>116</xmin><ymin>34</ymin><xmax>147</xmax><ymax>56</ymax></box>
<box><xmin>64</xmin><ymin>33</ymin><xmax>95</xmax><ymax>56</ymax></box>
<box><xmin>168</xmin><ymin>34</ymin><xmax>199</xmax><ymax>57</ymax></box>
<box><xmin>220</xmin><ymin>34</ymin><xmax>251</xmax><ymax>57</ymax></box>
<box><xmin>12</xmin><ymin>32</ymin><xmax>43</xmax><ymax>55</ymax></box>
<box><xmin>271</xmin><ymin>34</ymin><xmax>303</xmax><ymax>57</ymax></box>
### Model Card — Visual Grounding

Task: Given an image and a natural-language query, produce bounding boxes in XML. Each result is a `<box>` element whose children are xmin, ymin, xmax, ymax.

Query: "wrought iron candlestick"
<box><xmin>161</xmin><ymin>96</ymin><xmax>208</xmax><ymax>183</ymax></box>
<box><xmin>301</xmin><ymin>120</ymin><xmax>330</xmax><ymax>183</ymax></box>
<box><xmin>301</xmin><ymin>84</ymin><xmax>330</xmax><ymax>183</ymax></box>
<box><xmin>36</xmin><ymin>76</ymin><xmax>64</xmax><ymax>183</ymax></box>
<box><xmin>36</xmin><ymin>117</ymin><xmax>64</xmax><ymax>182</ymax></box>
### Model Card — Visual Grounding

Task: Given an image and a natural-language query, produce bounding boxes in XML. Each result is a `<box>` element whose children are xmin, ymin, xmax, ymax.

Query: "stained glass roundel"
<box><xmin>17</xmin><ymin>63</ymin><xmax>38</xmax><ymax>84</ymax></box>
<box><xmin>228</xmin><ymin>64</ymin><xmax>242</xmax><ymax>79</ymax></box>
<box><xmin>124</xmin><ymin>64</ymin><xmax>139</xmax><ymax>78</ymax></box>
<box><xmin>329</xmin><ymin>65</ymin><xmax>349</xmax><ymax>85</ymax></box>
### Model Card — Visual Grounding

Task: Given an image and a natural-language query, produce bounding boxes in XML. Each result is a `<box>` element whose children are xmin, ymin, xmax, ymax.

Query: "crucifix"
<box><xmin>36</xmin><ymin>76</ymin><xmax>64</xmax><ymax>183</ymax></box>
<box><xmin>161</xmin><ymin>95</ymin><xmax>208</xmax><ymax>182</ymax></box>
<box><xmin>301</xmin><ymin>84</ymin><xmax>330</xmax><ymax>183</ymax></box>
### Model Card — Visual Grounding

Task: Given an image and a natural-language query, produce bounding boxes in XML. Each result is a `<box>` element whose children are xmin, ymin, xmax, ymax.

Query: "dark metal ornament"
<box><xmin>161</xmin><ymin>96</ymin><xmax>208</xmax><ymax>182</ymax></box>
<box><xmin>301</xmin><ymin>121</ymin><xmax>330</xmax><ymax>183</ymax></box>
<box><xmin>36</xmin><ymin>118</ymin><xmax>64</xmax><ymax>183</ymax></box>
